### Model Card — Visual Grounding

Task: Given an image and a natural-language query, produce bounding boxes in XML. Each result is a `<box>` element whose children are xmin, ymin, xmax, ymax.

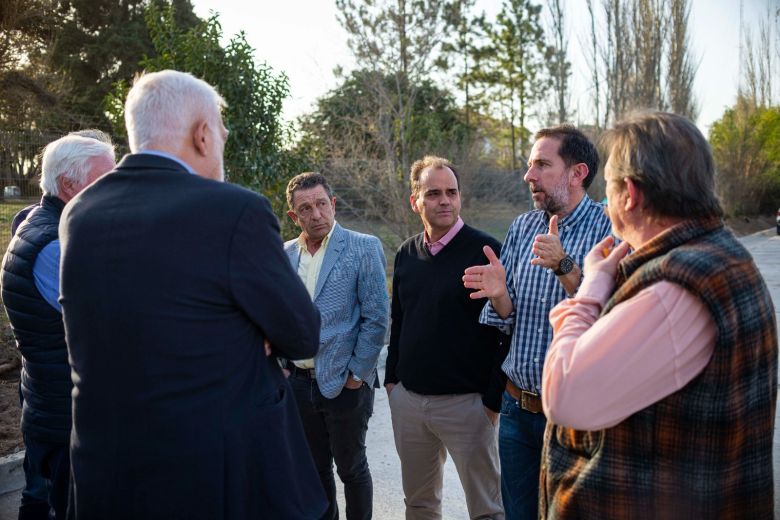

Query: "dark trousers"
<box><xmin>498</xmin><ymin>391</ymin><xmax>547</xmax><ymax>520</ymax></box>
<box><xmin>18</xmin><ymin>433</ymin><xmax>70</xmax><ymax>520</ymax></box>
<box><xmin>289</xmin><ymin>371</ymin><xmax>374</xmax><ymax>520</ymax></box>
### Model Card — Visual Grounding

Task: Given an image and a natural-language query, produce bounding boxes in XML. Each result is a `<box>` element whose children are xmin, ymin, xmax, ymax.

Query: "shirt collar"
<box><xmin>137</xmin><ymin>149</ymin><xmax>198</xmax><ymax>176</ymax></box>
<box><xmin>297</xmin><ymin>221</ymin><xmax>337</xmax><ymax>254</ymax></box>
<box><xmin>424</xmin><ymin>217</ymin><xmax>464</xmax><ymax>249</ymax></box>
<box><xmin>542</xmin><ymin>194</ymin><xmax>598</xmax><ymax>229</ymax></box>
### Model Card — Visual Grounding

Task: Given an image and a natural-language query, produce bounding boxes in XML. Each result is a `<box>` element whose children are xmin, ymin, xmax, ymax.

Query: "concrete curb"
<box><xmin>744</xmin><ymin>227</ymin><xmax>777</xmax><ymax>238</ymax></box>
<box><xmin>0</xmin><ymin>451</ymin><xmax>24</xmax><ymax>497</ymax></box>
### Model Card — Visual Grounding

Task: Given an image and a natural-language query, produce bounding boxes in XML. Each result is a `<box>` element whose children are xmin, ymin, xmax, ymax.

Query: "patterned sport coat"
<box><xmin>284</xmin><ymin>223</ymin><xmax>389</xmax><ymax>398</ymax></box>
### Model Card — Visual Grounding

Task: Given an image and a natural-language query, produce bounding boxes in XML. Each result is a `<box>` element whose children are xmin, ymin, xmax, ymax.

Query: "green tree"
<box><xmin>436</xmin><ymin>0</ymin><xmax>480</xmax><ymax>128</ymax></box>
<box><xmin>105</xmin><ymin>4</ymin><xmax>302</xmax><ymax>220</ymax></box>
<box><xmin>298</xmin><ymin>69</ymin><xmax>473</xmax><ymax>245</ymax></box>
<box><xmin>0</xmin><ymin>0</ymin><xmax>201</xmax><ymax>130</ymax></box>
<box><xmin>0</xmin><ymin>0</ymin><xmax>65</xmax><ymax>129</ymax></box>
<box><xmin>336</xmin><ymin>0</ymin><xmax>449</xmax><ymax>175</ymax></box>
<box><xmin>49</xmin><ymin>0</ymin><xmax>200</xmax><ymax>125</ymax></box>
<box><xmin>709</xmin><ymin>98</ymin><xmax>780</xmax><ymax>215</ymax></box>
<box><xmin>473</xmin><ymin>0</ymin><xmax>547</xmax><ymax>171</ymax></box>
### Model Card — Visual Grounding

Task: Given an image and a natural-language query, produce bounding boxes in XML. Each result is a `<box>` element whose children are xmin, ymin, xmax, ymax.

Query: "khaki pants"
<box><xmin>388</xmin><ymin>382</ymin><xmax>504</xmax><ymax>520</ymax></box>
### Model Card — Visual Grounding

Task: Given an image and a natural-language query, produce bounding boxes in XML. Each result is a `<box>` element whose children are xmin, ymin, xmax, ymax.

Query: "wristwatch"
<box><xmin>554</xmin><ymin>255</ymin><xmax>574</xmax><ymax>276</ymax></box>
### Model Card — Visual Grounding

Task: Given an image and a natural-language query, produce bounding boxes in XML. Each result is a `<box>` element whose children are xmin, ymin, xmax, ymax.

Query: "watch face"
<box><xmin>558</xmin><ymin>256</ymin><xmax>574</xmax><ymax>275</ymax></box>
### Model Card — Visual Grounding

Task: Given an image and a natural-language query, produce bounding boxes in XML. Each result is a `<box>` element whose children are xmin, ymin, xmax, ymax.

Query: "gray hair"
<box><xmin>600</xmin><ymin>111</ymin><xmax>723</xmax><ymax>219</ymax></box>
<box><xmin>125</xmin><ymin>70</ymin><xmax>226</xmax><ymax>153</ymax></box>
<box><xmin>40</xmin><ymin>135</ymin><xmax>116</xmax><ymax>197</ymax></box>
<box><xmin>69</xmin><ymin>128</ymin><xmax>113</xmax><ymax>146</ymax></box>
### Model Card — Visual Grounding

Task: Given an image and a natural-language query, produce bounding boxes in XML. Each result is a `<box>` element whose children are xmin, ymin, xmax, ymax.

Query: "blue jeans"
<box><xmin>498</xmin><ymin>391</ymin><xmax>547</xmax><ymax>520</ymax></box>
<box><xmin>19</xmin><ymin>449</ymin><xmax>49</xmax><ymax>520</ymax></box>
<box><xmin>19</xmin><ymin>433</ymin><xmax>70</xmax><ymax>520</ymax></box>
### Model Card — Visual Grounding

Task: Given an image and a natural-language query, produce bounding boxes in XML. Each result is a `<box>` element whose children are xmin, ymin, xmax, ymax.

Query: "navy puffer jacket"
<box><xmin>1</xmin><ymin>195</ymin><xmax>71</xmax><ymax>444</ymax></box>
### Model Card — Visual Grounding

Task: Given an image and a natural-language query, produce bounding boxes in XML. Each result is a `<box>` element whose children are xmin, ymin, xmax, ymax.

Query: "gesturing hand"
<box><xmin>463</xmin><ymin>246</ymin><xmax>507</xmax><ymax>300</ymax></box>
<box><xmin>530</xmin><ymin>215</ymin><xmax>565</xmax><ymax>269</ymax></box>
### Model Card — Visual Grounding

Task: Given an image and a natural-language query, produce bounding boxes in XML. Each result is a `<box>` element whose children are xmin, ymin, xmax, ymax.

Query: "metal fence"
<box><xmin>0</xmin><ymin>130</ymin><xmax>56</xmax><ymax>253</ymax></box>
<box><xmin>0</xmin><ymin>130</ymin><xmax>62</xmax><ymax>199</ymax></box>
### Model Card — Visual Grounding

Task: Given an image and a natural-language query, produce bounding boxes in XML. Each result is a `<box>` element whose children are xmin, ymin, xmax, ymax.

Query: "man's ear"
<box><xmin>192</xmin><ymin>119</ymin><xmax>209</xmax><ymax>157</ymax></box>
<box><xmin>57</xmin><ymin>175</ymin><xmax>78</xmax><ymax>200</ymax></box>
<box><xmin>409</xmin><ymin>193</ymin><xmax>420</xmax><ymax>214</ymax></box>
<box><xmin>570</xmin><ymin>163</ymin><xmax>588</xmax><ymax>187</ymax></box>
<box><xmin>286</xmin><ymin>210</ymin><xmax>298</xmax><ymax>225</ymax></box>
<box><xmin>624</xmin><ymin>177</ymin><xmax>643</xmax><ymax>212</ymax></box>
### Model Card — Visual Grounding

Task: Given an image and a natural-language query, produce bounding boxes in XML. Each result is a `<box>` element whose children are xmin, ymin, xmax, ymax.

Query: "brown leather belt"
<box><xmin>506</xmin><ymin>380</ymin><xmax>543</xmax><ymax>414</ymax></box>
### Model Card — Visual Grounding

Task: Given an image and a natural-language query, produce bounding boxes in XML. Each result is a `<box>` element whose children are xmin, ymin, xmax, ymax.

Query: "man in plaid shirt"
<box><xmin>463</xmin><ymin>125</ymin><xmax>612</xmax><ymax>519</ymax></box>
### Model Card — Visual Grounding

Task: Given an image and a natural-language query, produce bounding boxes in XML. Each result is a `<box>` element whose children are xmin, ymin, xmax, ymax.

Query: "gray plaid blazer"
<box><xmin>284</xmin><ymin>223</ymin><xmax>389</xmax><ymax>398</ymax></box>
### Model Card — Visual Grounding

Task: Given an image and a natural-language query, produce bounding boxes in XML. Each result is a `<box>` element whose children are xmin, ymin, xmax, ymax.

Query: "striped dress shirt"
<box><xmin>479</xmin><ymin>195</ymin><xmax>612</xmax><ymax>393</ymax></box>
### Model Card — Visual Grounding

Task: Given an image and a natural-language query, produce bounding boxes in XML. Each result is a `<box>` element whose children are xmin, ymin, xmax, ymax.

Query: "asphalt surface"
<box><xmin>744</xmin><ymin>230</ymin><xmax>780</xmax><ymax>518</ymax></box>
<box><xmin>1</xmin><ymin>229</ymin><xmax>779</xmax><ymax>519</ymax></box>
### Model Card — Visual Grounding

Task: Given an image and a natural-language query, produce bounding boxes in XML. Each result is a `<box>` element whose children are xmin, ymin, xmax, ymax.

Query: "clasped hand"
<box><xmin>583</xmin><ymin>236</ymin><xmax>631</xmax><ymax>278</ymax></box>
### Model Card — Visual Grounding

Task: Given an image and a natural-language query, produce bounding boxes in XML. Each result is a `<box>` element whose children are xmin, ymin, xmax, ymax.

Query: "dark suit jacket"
<box><xmin>59</xmin><ymin>153</ymin><xmax>327</xmax><ymax>519</ymax></box>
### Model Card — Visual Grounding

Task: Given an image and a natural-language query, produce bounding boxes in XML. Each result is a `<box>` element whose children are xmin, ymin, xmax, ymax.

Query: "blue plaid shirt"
<box><xmin>479</xmin><ymin>195</ymin><xmax>613</xmax><ymax>393</ymax></box>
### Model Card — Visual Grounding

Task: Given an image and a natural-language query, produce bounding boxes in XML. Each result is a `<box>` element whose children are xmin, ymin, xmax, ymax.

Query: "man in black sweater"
<box><xmin>385</xmin><ymin>155</ymin><xmax>507</xmax><ymax>520</ymax></box>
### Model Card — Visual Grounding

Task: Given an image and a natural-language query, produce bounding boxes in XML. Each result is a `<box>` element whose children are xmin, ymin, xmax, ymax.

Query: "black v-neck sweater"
<box><xmin>385</xmin><ymin>224</ymin><xmax>507</xmax><ymax>410</ymax></box>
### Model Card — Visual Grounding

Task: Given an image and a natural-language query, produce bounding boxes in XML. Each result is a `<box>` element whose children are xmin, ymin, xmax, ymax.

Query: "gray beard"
<box><xmin>537</xmin><ymin>183</ymin><xmax>569</xmax><ymax>215</ymax></box>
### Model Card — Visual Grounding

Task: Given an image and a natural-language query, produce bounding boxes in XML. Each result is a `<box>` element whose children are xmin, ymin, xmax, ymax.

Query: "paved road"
<box><xmin>744</xmin><ymin>231</ymin><xmax>780</xmax><ymax>518</ymax></box>
<box><xmin>2</xmin><ymin>229</ymin><xmax>779</xmax><ymax>519</ymax></box>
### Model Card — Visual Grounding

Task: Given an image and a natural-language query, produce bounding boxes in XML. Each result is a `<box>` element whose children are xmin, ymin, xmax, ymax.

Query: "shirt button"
<box><xmin>540</xmin><ymin>297</ymin><xmax>546</xmax><ymax>303</ymax></box>
<box><xmin>534</xmin><ymin>358</ymin><xmax>539</xmax><ymax>363</ymax></box>
<box><xmin>537</xmin><ymin>328</ymin><xmax>543</xmax><ymax>333</ymax></box>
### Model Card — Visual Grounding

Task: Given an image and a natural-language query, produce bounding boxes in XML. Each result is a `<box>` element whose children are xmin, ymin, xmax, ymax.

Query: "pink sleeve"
<box><xmin>541</xmin><ymin>272</ymin><xmax>716</xmax><ymax>431</ymax></box>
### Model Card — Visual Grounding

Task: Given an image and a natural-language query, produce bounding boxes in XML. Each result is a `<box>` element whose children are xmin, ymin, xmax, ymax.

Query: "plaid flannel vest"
<box><xmin>540</xmin><ymin>218</ymin><xmax>778</xmax><ymax>520</ymax></box>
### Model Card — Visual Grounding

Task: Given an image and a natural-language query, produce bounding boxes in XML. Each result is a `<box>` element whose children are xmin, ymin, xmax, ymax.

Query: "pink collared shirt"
<box><xmin>425</xmin><ymin>217</ymin><xmax>464</xmax><ymax>256</ymax></box>
<box><xmin>542</xmin><ymin>270</ymin><xmax>717</xmax><ymax>431</ymax></box>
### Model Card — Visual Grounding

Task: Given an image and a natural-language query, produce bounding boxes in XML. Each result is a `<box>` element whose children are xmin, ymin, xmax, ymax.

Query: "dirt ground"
<box><xmin>0</xmin><ymin>215</ymin><xmax>774</xmax><ymax>458</ymax></box>
<box><xmin>0</xmin><ymin>320</ymin><xmax>22</xmax><ymax>457</ymax></box>
<box><xmin>724</xmin><ymin>214</ymin><xmax>776</xmax><ymax>236</ymax></box>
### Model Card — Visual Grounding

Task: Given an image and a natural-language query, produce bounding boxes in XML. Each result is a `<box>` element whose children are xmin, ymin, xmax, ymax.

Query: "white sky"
<box><xmin>190</xmin><ymin>0</ymin><xmax>774</xmax><ymax>135</ymax></box>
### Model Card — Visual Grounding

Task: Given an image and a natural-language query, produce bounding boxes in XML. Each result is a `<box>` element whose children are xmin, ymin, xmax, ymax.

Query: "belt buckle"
<box><xmin>520</xmin><ymin>390</ymin><xmax>540</xmax><ymax>413</ymax></box>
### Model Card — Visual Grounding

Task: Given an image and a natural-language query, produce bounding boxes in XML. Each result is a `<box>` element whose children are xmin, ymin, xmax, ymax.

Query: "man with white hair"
<box><xmin>1</xmin><ymin>134</ymin><xmax>115</xmax><ymax>520</ymax></box>
<box><xmin>59</xmin><ymin>70</ymin><xmax>326</xmax><ymax>519</ymax></box>
<box><xmin>10</xmin><ymin>129</ymin><xmax>114</xmax><ymax>236</ymax></box>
